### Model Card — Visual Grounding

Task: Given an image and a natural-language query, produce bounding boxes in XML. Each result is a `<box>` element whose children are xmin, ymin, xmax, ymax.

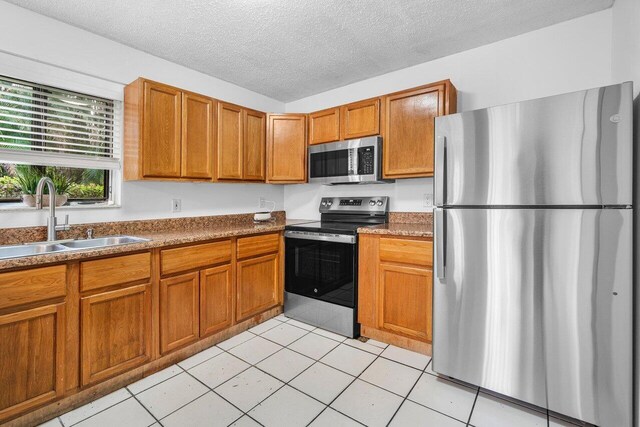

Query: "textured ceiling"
<box><xmin>5</xmin><ymin>0</ymin><xmax>613</xmax><ymax>102</ymax></box>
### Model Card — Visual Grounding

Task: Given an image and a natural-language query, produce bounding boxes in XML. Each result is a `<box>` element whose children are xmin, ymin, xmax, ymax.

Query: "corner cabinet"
<box><xmin>358</xmin><ymin>234</ymin><xmax>434</xmax><ymax>353</ymax></box>
<box><xmin>267</xmin><ymin>114</ymin><xmax>307</xmax><ymax>183</ymax></box>
<box><xmin>125</xmin><ymin>78</ymin><xmax>215</xmax><ymax>181</ymax></box>
<box><xmin>382</xmin><ymin>80</ymin><xmax>456</xmax><ymax>178</ymax></box>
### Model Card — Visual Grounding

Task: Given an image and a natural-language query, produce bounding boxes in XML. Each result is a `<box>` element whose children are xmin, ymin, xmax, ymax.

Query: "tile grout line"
<box><xmin>465</xmin><ymin>380</ymin><xmax>480</xmax><ymax>427</ymax></box>
<box><xmin>129</xmin><ymin>392</ymin><xmax>162</xmax><ymax>426</ymax></box>
<box><xmin>384</xmin><ymin>355</ymin><xmax>431</xmax><ymax>427</ymax></box>
<box><xmin>65</xmin><ymin>393</ymin><xmax>134</xmax><ymax>427</ymax></box>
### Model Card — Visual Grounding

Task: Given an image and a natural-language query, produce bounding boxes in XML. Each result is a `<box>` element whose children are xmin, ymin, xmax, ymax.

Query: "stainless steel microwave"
<box><xmin>308</xmin><ymin>136</ymin><xmax>392</xmax><ymax>185</ymax></box>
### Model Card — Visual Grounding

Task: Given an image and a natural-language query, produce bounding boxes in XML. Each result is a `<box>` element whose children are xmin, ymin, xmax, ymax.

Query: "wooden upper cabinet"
<box><xmin>308</xmin><ymin>107</ymin><xmax>340</xmax><ymax>145</ymax></box>
<box><xmin>81</xmin><ymin>284</ymin><xmax>151</xmax><ymax>386</ymax></box>
<box><xmin>182</xmin><ymin>92</ymin><xmax>215</xmax><ymax>179</ymax></box>
<box><xmin>142</xmin><ymin>81</ymin><xmax>182</xmax><ymax>178</ymax></box>
<box><xmin>243</xmin><ymin>109</ymin><xmax>266</xmax><ymax>181</ymax></box>
<box><xmin>0</xmin><ymin>304</ymin><xmax>65</xmax><ymax>421</ymax></box>
<box><xmin>340</xmin><ymin>98</ymin><xmax>380</xmax><ymax>140</ymax></box>
<box><xmin>267</xmin><ymin>114</ymin><xmax>307</xmax><ymax>183</ymax></box>
<box><xmin>217</xmin><ymin>102</ymin><xmax>244</xmax><ymax>180</ymax></box>
<box><xmin>382</xmin><ymin>80</ymin><xmax>456</xmax><ymax>179</ymax></box>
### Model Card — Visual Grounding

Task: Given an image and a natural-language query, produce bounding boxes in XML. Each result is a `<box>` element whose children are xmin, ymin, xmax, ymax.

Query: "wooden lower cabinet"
<box><xmin>359</xmin><ymin>234</ymin><xmax>433</xmax><ymax>351</ymax></box>
<box><xmin>0</xmin><ymin>303</ymin><xmax>65</xmax><ymax>420</ymax></box>
<box><xmin>236</xmin><ymin>253</ymin><xmax>279</xmax><ymax>322</ymax></box>
<box><xmin>81</xmin><ymin>284</ymin><xmax>151</xmax><ymax>386</ymax></box>
<box><xmin>160</xmin><ymin>272</ymin><xmax>200</xmax><ymax>354</ymax></box>
<box><xmin>378</xmin><ymin>264</ymin><xmax>432</xmax><ymax>341</ymax></box>
<box><xmin>200</xmin><ymin>264</ymin><xmax>233</xmax><ymax>337</ymax></box>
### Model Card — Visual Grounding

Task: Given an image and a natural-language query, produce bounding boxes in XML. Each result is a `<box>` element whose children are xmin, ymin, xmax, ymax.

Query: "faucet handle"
<box><xmin>86</xmin><ymin>228</ymin><xmax>94</xmax><ymax>239</ymax></box>
<box><xmin>55</xmin><ymin>214</ymin><xmax>70</xmax><ymax>232</ymax></box>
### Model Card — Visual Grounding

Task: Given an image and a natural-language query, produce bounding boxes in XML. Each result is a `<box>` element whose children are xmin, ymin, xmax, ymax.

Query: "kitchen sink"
<box><xmin>60</xmin><ymin>236</ymin><xmax>149</xmax><ymax>249</ymax></box>
<box><xmin>0</xmin><ymin>243</ymin><xmax>70</xmax><ymax>260</ymax></box>
<box><xmin>0</xmin><ymin>236</ymin><xmax>150</xmax><ymax>261</ymax></box>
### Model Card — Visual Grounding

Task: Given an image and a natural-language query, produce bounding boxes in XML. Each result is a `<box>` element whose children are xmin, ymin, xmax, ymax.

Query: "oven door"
<box><xmin>285</xmin><ymin>231</ymin><xmax>356</xmax><ymax>308</ymax></box>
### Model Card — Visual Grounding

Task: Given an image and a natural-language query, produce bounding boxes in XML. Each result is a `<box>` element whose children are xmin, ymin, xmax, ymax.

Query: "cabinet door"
<box><xmin>200</xmin><ymin>264</ymin><xmax>233</xmax><ymax>337</ymax></box>
<box><xmin>341</xmin><ymin>98</ymin><xmax>380</xmax><ymax>140</ymax></box>
<box><xmin>236</xmin><ymin>253</ymin><xmax>279</xmax><ymax>322</ymax></box>
<box><xmin>81</xmin><ymin>284</ymin><xmax>151</xmax><ymax>386</ymax></box>
<box><xmin>160</xmin><ymin>272</ymin><xmax>199</xmax><ymax>354</ymax></box>
<box><xmin>217</xmin><ymin>102</ymin><xmax>244</xmax><ymax>180</ymax></box>
<box><xmin>378</xmin><ymin>264</ymin><xmax>432</xmax><ymax>342</ymax></box>
<box><xmin>383</xmin><ymin>84</ymin><xmax>445</xmax><ymax>178</ymax></box>
<box><xmin>142</xmin><ymin>81</ymin><xmax>181</xmax><ymax>177</ymax></box>
<box><xmin>267</xmin><ymin>114</ymin><xmax>307</xmax><ymax>183</ymax></box>
<box><xmin>182</xmin><ymin>93</ymin><xmax>214</xmax><ymax>179</ymax></box>
<box><xmin>243</xmin><ymin>109</ymin><xmax>266</xmax><ymax>181</ymax></box>
<box><xmin>0</xmin><ymin>304</ymin><xmax>65</xmax><ymax>421</ymax></box>
<box><xmin>308</xmin><ymin>107</ymin><xmax>340</xmax><ymax>145</ymax></box>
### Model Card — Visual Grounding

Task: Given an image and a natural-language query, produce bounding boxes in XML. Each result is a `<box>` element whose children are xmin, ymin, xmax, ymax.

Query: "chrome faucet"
<box><xmin>35</xmin><ymin>177</ymin><xmax>70</xmax><ymax>241</ymax></box>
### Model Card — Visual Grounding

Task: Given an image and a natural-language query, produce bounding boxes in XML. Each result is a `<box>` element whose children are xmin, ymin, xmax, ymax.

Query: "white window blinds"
<box><xmin>0</xmin><ymin>75</ymin><xmax>121</xmax><ymax>169</ymax></box>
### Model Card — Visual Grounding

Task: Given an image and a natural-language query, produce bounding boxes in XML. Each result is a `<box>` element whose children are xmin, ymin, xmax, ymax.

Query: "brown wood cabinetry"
<box><xmin>200</xmin><ymin>264</ymin><xmax>233</xmax><ymax>337</ymax></box>
<box><xmin>358</xmin><ymin>234</ymin><xmax>433</xmax><ymax>354</ymax></box>
<box><xmin>236</xmin><ymin>233</ymin><xmax>281</xmax><ymax>322</ymax></box>
<box><xmin>266</xmin><ymin>114</ymin><xmax>307</xmax><ymax>183</ymax></box>
<box><xmin>309</xmin><ymin>107</ymin><xmax>340</xmax><ymax>145</ymax></box>
<box><xmin>382</xmin><ymin>80</ymin><xmax>456</xmax><ymax>178</ymax></box>
<box><xmin>80</xmin><ymin>284</ymin><xmax>151</xmax><ymax>386</ymax></box>
<box><xmin>160</xmin><ymin>272</ymin><xmax>200</xmax><ymax>354</ymax></box>
<box><xmin>0</xmin><ymin>303</ymin><xmax>66</xmax><ymax>420</ymax></box>
<box><xmin>244</xmin><ymin>109</ymin><xmax>267</xmax><ymax>181</ymax></box>
<box><xmin>125</xmin><ymin>78</ymin><xmax>215</xmax><ymax>181</ymax></box>
<box><xmin>216</xmin><ymin>102</ymin><xmax>267</xmax><ymax>181</ymax></box>
<box><xmin>182</xmin><ymin>92</ymin><xmax>215</xmax><ymax>179</ymax></box>
<box><xmin>340</xmin><ymin>98</ymin><xmax>380</xmax><ymax>140</ymax></box>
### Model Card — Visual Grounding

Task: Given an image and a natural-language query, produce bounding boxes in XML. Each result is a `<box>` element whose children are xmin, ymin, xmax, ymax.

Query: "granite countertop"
<box><xmin>0</xmin><ymin>219</ymin><xmax>312</xmax><ymax>271</ymax></box>
<box><xmin>357</xmin><ymin>222</ymin><xmax>433</xmax><ymax>238</ymax></box>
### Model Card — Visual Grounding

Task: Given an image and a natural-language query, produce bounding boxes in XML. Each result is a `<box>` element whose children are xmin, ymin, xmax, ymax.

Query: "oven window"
<box><xmin>309</xmin><ymin>149</ymin><xmax>350</xmax><ymax>178</ymax></box>
<box><xmin>285</xmin><ymin>237</ymin><xmax>355</xmax><ymax>307</ymax></box>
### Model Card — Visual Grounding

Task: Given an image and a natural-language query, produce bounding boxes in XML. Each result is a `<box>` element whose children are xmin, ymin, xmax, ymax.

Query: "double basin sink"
<box><xmin>0</xmin><ymin>236</ymin><xmax>149</xmax><ymax>261</ymax></box>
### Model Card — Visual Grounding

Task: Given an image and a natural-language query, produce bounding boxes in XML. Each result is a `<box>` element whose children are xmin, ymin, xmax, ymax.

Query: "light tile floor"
<box><xmin>40</xmin><ymin>315</ymin><xmax>586</xmax><ymax>427</ymax></box>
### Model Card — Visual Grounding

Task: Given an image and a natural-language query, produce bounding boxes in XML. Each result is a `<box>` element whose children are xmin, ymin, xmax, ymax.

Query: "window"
<box><xmin>0</xmin><ymin>75</ymin><xmax>120</xmax><ymax>205</ymax></box>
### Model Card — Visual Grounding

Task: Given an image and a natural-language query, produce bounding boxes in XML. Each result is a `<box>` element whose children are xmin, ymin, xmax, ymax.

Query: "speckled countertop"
<box><xmin>358</xmin><ymin>223</ymin><xmax>433</xmax><ymax>238</ymax></box>
<box><xmin>357</xmin><ymin>212</ymin><xmax>433</xmax><ymax>238</ymax></box>
<box><xmin>0</xmin><ymin>218</ymin><xmax>313</xmax><ymax>271</ymax></box>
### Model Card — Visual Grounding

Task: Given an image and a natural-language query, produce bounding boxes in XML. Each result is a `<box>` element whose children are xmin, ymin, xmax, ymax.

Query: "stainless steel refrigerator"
<box><xmin>433</xmin><ymin>82</ymin><xmax>633</xmax><ymax>427</ymax></box>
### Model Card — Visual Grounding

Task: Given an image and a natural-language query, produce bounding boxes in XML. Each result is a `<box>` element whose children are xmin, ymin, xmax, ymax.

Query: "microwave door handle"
<box><xmin>435</xmin><ymin>136</ymin><xmax>446</xmax><ymax>206</ymax></box>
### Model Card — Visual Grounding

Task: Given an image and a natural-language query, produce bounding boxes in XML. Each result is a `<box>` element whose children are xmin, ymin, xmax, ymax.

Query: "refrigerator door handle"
<box><xmin>435</xmin><ymin>136</ymin><xmax>446</xmax><ymax>206</ymax></box>
<box><xmin>435</xmin><ymin>208</ymin><xmax>446</xmax><ymax>279</ymax></box>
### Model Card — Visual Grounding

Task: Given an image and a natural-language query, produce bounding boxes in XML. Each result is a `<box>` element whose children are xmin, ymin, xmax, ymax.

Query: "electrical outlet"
<box><xmin>259</xmin><ymin>197</ymin><xmax>266</xmax><ymax>209</ymax></box>
<box><xmin>423</xmin><ymin>193</ymin><xmax>433</xmax><ymax>207</ymax></box>
<box><xmin>172</xmin><ymin>199</ymin><xmax>181</xmax><ymax>212</ymax></box>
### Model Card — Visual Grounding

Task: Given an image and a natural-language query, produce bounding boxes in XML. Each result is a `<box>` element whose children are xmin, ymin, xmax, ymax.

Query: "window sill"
<box><xmin>0</xmin><ymin>202</ymin><xmax>121</xmax><ymax>212</ymax></box>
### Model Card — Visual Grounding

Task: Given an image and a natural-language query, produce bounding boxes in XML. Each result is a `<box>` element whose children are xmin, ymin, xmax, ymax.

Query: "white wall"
<box><xmin>0</xmin><ymin>1</ymin><xmax>286</xmax><ymax>228</ymax></box>
<box><xmin>611</xmin><ymin>0</ymin><xmax>640</xmax><ymax>99</ymax></box>
<box><xmin>284</xmin><ymin>10</ymin><xmax>616</xmax><ymax>220</ymax></box>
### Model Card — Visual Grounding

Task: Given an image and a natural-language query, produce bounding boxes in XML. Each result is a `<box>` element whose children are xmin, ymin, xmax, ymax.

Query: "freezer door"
<box><xmin>432</xmin><ymin>208</ymin><xmax>632</xmax><ymax>426</ymax></box>
<box><xmin>434</xmin><ymin>82</ymin><xmax>633</xmax><ymax>206</ymax></box>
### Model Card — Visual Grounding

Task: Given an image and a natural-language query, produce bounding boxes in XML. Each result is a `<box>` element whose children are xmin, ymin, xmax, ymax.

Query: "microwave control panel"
<box><xmin>357</xmin><ymin>146</ymin><xmax>375</xmax><ymax>175</ymax></box>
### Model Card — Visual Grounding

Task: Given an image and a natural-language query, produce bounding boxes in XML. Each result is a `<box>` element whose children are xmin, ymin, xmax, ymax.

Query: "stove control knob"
<box><xmin>321</xmin><ymin>200</ymin><xmax>327</xmax><ymax>206</ymax></box>
<box><xmin>369</xmin><ymin>200</ymin><xmax>376</xmax><ymax>206</ymax></box>
<box><xmin>326</xmin><ymin>200</ymin><xmax>333</xmax><ymax>206</ymax></box>
<box><xmin>376</xmin><ymin>200</ymin><xmax>383</xmax><ymax>206</ymax></box>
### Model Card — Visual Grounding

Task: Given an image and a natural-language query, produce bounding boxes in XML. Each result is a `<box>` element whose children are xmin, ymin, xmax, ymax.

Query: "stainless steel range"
<box><xmin>284</xmin><ymin>196</ymin><xmax>389</xmax><ymax>337</ymax></box>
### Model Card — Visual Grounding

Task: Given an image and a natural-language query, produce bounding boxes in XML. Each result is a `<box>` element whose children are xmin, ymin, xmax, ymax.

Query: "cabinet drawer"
<box><xmin>237</xmin><ymin>233</ymin><xmax>279</xmax><ymax>260</ymax></box>
<box><xmin>379</xmin><ymin>238</ymin><xmax>432</xmax><ymax>267</ymax></box>
<box><xmin>0</xmin><ymin>265</ymin><xmax>66</xmax><ymax>310</ymax></box>
<box><xmin>80</xmin><ymin>252</ymin><xmax>151</xmax><ymax>292</ymax></box>
<box><xmin>161</xmin><ymin>240</ymin><xmax>232</xmax><ymax>276</ymax></box>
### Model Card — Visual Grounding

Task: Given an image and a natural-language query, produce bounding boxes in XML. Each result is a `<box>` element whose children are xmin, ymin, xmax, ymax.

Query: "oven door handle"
<box><xmin>285</xmin><ymin>231</ymin><xmax>356</xmax><ymax>244</ymax></box>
